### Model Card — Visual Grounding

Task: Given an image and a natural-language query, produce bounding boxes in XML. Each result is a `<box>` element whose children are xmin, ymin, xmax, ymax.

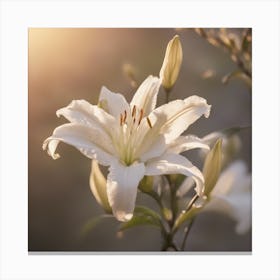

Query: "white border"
<box><xmin>1</xmin><ymin>0</ymin><xmax>279</xmax><ymax>279</ymax></box>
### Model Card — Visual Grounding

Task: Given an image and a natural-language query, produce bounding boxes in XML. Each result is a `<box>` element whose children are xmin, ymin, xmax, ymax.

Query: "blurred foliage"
<box><xmin>194</xmin><ymin>28</ymin><xmax>252</xmax><ymax>88</ymax></box>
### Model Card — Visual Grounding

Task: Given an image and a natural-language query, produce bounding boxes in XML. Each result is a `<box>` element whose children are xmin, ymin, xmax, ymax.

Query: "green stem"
<box><xmin>161</xmin><ymin>233</ymin><xmax>179</xmax><ymax>251</ymax></box>
<box><xmin>142</xmin><ymin>190</ymin><xmax>164</xmax><ymax>210</ymax></box>
<box><xmin>165</xmin><ymin>88</ymin><xmax>172</xmax><ymax>103</ymax></box>
<box><xmin>171</xmin><ymin>193</ymin><xmax>199</xmax><ymax>236</ymax></box>
<box><xmin>180</xmin><ymin>218</ymin><xmax>196</xmax><ymax>250</ymax></box>
<box><xmin>166</xmin><ymin>176</ymin><xmax>177</xmax><ymax>228</ymax></box>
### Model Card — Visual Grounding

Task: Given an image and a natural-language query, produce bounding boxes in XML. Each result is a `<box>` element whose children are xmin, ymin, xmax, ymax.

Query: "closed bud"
<box><xmin>89</xmin><ymin>160</ymin><xmax>112</xmax><ymax>213</ymax></box>
<box><xmin>203</xmin><ymin>139</ymin><xmax>223</xmax><ymax>196</ymax></box>
<box><xmin>138</xmin><ymin>176</ymin><xmax>154</xmax><ymax>193</ymax></box>
<box><xmin>200</xmin><ymin>130</ymin><xmax>241</xmax><ymax>167</ymax></box>
<box><xmin>159</xmin><ymin>35</ymin><xmax>183</xmax><ymax>91</ymax></box>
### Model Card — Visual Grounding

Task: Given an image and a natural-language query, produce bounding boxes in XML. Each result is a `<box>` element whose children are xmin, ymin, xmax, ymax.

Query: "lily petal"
<box><xmin>176</xmin><ymin>176</ymin><xmax>195</xmax><ymax>197</ymax></box>
<box><xmin>130</xmin><ymin>75</ymin><xmax>161</xmax><ymax>116</ymax></box>
<box><xmin>223</xmin><ymin>192</ymin><xmax>251</xmax><ymax>234</ymax></box>
<box><xmin>43</xmin><ymin>123</ymin><xmax>116</xmax><ymax>166</ymax></box>
<box><xmin>204</xmin><ymin>192</ymin><xmax>251</xmax><ymax>234</ymax></box>
<box><xmin>150</xmin><ymin>95</ymin><xmax>211</xmax><ymax>143</ymax></box>
<box><xmin>139</xmin><ymin>135</ymin><xmax>167</xmax><ymax>162</ymax></box>
<box><xmin>99</xmin><ymin>86</ymin><xmax>130</xmax><ymax>118</ymax></box>
<box><xmin>56</xmin><ymin>99</ymin><xmax>117</xmax><ymax>137</ymax></box>
<box><xmin>203</xmin><ymin>160</ymin><xmax>251</xmax><ymax>234</ymax></box>
<box><xmin>107</xmin><ymin>161</ymin><xmax>145</xmax><ymax>222</ymax></box>
<box><xmin>167</xmin><ymin>135</ymin><xmax>210</xmax><ymax>154</ymax></box>
<box><xmin>212</xmin><ymin>160</ymin><xmax>250</xmax><ymax>196</ymax></box>
<box><xmin>145</xmin><ymin>153</ymin><xmax>205</xmax><ymax>196</ymax></box>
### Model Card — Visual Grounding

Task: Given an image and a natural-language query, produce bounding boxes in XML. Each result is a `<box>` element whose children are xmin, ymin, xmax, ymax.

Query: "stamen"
<box><xmin>132</xmin><ymin>105</ymin><xmax>136</xmax><ymax>117</ymax></box>
<box><xmin>138</xmin><ymin>109</ymin><xmax>144</xmax><ymax>125</ymax></box>
<box><xmin>123</xmin><ymin>110</ymin><xmax>127</xmax><ymax>123</ymax></box>
<box><xmin>133</xmin><ymin>117</ymin><xmax>136</xmax><ymax>124</ymax></box>
<box><xmin>146</xmin><ymin>117</ymin><xmax>152</xmax><ymax>129</ymax></box>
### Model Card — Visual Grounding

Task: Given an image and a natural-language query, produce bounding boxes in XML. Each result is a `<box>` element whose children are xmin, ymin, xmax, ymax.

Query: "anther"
<box><xmin>138</xmin><ymin>109</ymin><xmax>144</xmax><ymax>125</ymax></box>
<box><xmin>146</xmin><ymin>117</ymin><xmax>152</xmax><ymax>129</ymax></box>
<box><xmin>132</xmin><ymin>105</ymin><xmax>136</xmax><ymax>117</ymax></box>
<box><xmin>120</xmin><ymin>114</ymin><xmax>123</xmax><ymax>126</ymax></box>
<box><xmin>123</xmin><ymin>110</ymin><xmax>127</xmax><ymax>123</ymax></box>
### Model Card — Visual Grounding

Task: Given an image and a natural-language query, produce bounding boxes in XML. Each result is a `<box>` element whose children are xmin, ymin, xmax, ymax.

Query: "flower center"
<box><xmin>116</xmin><ymin>105</ymin><xmax>152</xmax><ymax>166</ymax></box>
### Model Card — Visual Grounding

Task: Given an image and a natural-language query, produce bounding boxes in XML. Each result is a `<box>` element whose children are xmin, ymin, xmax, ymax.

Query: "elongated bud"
<box><xmin>201</xmin><ymin>129</ymin><xmax>242</xmax><ymax>167</ymax></box>
<box><xmin>203</xmin><ymin>139</ymin><xmax>223</xmax><ymax>196</ymax></box>
<box><xmin>89</xmin><ymin>160</ymin><xmax>112</xmax><ymax>213</ymax></box>
<box><xmin>159</xmin><ymin>35</ymin><xmax>183</xmax><ymax>91</ymax></box>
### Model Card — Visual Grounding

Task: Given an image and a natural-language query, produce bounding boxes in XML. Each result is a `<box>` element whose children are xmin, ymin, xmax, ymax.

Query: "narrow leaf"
<box><xmin>80</xmin><ymin>214</ymin><xmax>114</xmax><ymax>238</ymax></box>
<box><xmin>119</xmin><ymin>206</ymin><xmax>162</xmax><ymax>232</ymax></box>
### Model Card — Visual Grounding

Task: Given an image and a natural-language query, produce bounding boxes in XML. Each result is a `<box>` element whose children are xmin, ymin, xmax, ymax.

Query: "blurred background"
<box><xmin>28</xmin><ymin>28</ymin><xmax>251</xmax><ymax>252</ymax></box>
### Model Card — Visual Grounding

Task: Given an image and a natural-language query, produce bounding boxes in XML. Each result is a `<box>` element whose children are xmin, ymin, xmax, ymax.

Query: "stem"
<box><xmin>142</xmin><ymin>190</ymin><xmax>164</xmax><ymax>210</ymax></box>
<box><xmin>159</xmin><ymin>175</ymin><xmax>180</xmax><ymax>251</ymax></box>
<box><xmin>165</xmin><ymin>88</ymin><xmax>171</xmax><ymax>103</ymax></box>
<box><xmin>165</xmin><ymin>175</ymin><xmax>177</xmax><ymax>228</ymax></box>
<box><xmin>180</xmin><ymin>218</ymin><xmax>196</xmax><ymax>250</ymax></box>
<box><xmin>161</xmin><ymin>233</ymin><xmax>179</xmax><ymax>251</ymax></box>
<box><xmin>185</xmin><ymin>194</ymin><xmax>199</xmax><ymax>212</ymax></box>
<box><xmin>171</xmin><ymin>193</ymin><xmax>199</xmax><ymax>236</ymax></box>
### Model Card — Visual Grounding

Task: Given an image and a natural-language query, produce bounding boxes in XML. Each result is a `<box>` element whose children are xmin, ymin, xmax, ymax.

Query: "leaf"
<box><xmin>80</xmin><ymin>214</ymin><xmax>114</xmax><ymax>238</ymax></box>
<box><xmin>119</xmin><ymin>206</ymin><xmax>162</xmax><ymax>232</ymax></box>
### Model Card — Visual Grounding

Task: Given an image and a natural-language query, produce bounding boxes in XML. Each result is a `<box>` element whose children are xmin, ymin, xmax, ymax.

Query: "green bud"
<box><xmin>89</xmin><ymin>160</ymin><xmax>112</xmax><ymax>213</ymax></box>
<box><xmin>138</xmin><ymin>176</ymin><xmax>154</xmax><ymax>193</ymax></box>
<box><xmin>203</xmin><ymin>139</ymin><xmax>223</xmax><ymax>196</ymax></box>
<box><xmin>201</xmin><ymin>130</ymin><xmax>242</xmax><ymax>167</ymax></box>
<box><xmin>159</xmin><ymin>35</ymin><xmax>183</xmax><ymax>91</ymax></box>
<box><xmin>162</xmin><ymin>207</ymin><xmax>173</xmax><ymax>222</ymax></box>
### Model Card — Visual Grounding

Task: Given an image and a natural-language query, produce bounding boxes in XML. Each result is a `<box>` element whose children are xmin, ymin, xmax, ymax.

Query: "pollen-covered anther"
<box><xmin>119</xmin><ymin>113</ymin><xmax>123</xmax><ymax>126</ymax></box>
<box><xmin>138</xmin><ymin>109</ymin><xmax>144</xmax><ymax>125</ymax></box>
<box><xmin>123</xmin><ymin>110</ymin><xmax>127</xmax><ymax>123</ymax></box>
<box><xmin>146</xmin><ymin>117</ymin><xmax>153</xmax><ymax>129</ymax></box>
<box><xmin>132</xmin><ymin>105</ymin><xmax>136</xmax><ymax>118</ymax></box>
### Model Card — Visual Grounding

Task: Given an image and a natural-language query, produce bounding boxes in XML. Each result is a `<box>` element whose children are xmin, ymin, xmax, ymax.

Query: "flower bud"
<box><xmin>89</xmin><ymin>160</ymin><xmax>112</xmax><ymax>213</ymax></box>
<box><xmin>200</xmin><ymin>131</ymin><xmax>241</xmax><ymax>167</ymax></box>
<box><xmin>138</xmin><ymin>176</ymin><xmax>154</xmax><ymax>193</ymax></box>
<box><xmin>159</xmin><ymin>35</ymin><xmax>183</xmax><ymax>91</ymax></box>
<box><xmin>203</xmin><ymin>139</ymin><xmax>223</xmax><ymax>196</ymax></box>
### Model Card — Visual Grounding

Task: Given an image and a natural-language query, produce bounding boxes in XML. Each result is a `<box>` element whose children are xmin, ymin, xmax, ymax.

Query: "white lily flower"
<box><xmin>177</xmin><ymin>160</ymin><xmax>251</xmax><ymax>234</ymax></box>
<box><xmin>43</xmin><ymin>75</ymin><xmax>211</xmax><ymax>221</ymax></box>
